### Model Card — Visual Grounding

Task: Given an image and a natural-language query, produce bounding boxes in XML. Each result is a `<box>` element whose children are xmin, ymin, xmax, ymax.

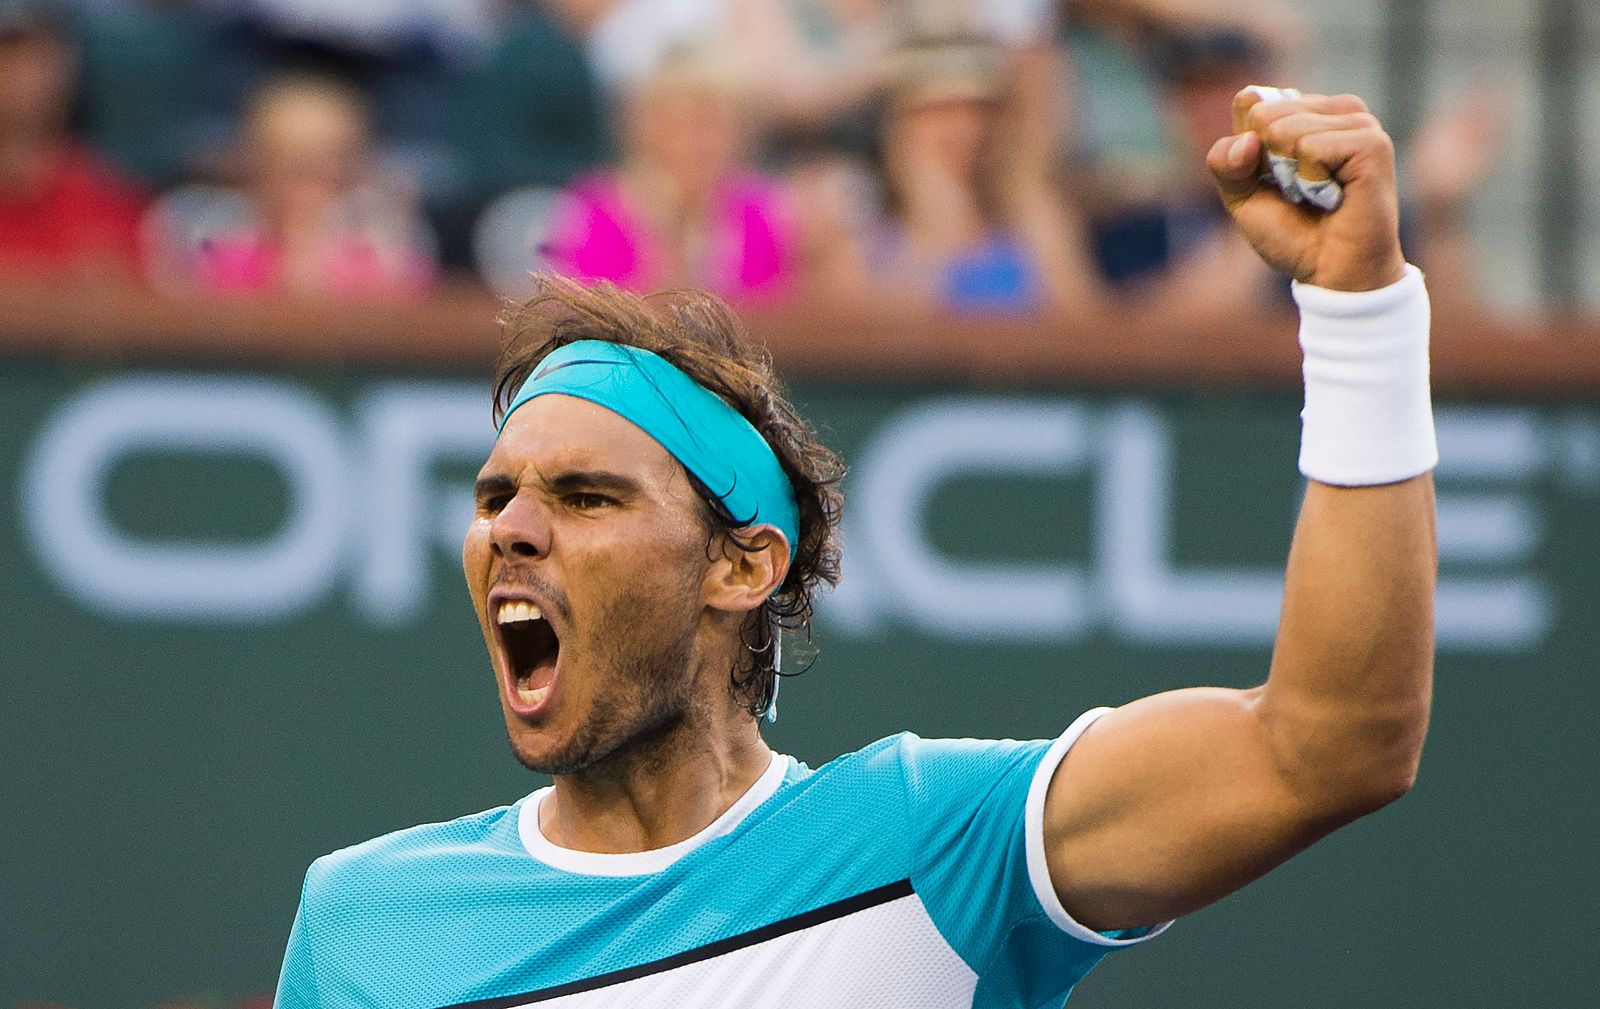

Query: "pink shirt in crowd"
<box><xmin>544</xmin><ymin>171</ymin><xmax>799</xmax><ymax>303</ymax></box>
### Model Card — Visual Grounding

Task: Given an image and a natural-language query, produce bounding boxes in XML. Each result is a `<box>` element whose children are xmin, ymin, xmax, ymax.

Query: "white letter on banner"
<box><xmin>1431</xmin><ymin>406</ymin><xmax>1551</xmax><ymax>650</ymax></box>
<box><xmin>353</xmin><ymin>383</ymin><xmax>495</xmax><ymax>624</ymax></box>
<box><xmin>20</xmin><ymin>375</ymin><xmax>347</xmax><ymax>621</ymax></box>
<box><xmin>849</xmin><ymin>398</ymin><xmax>1093</xmax><ymax>640</ymax></box>
<box><xmin>1097</xmin><ymin>402</ymin><xmax>1285</xmax><ymax>644</ymax></box>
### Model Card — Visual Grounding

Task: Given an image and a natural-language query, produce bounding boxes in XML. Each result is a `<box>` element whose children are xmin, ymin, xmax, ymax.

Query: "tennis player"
<box><xmin>273</xmin><ymin>90</ymin><xmax>1437</xmax><ymax>1007</ymax></box>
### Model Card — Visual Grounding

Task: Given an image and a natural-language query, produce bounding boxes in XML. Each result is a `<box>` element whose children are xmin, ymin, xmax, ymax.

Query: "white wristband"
<box><xmin>1294</xmin><ymin>265</ymin><xmax>1437</xmax><ymax>486</ymax></box>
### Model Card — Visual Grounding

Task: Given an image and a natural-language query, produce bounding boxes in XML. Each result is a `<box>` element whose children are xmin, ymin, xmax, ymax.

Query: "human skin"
<box><xmin>463</xmin><ymin>394</ymin><xmax>786</xmax><ymax>853</ymax></box>
<box><xmin>248</xmin><ymin>87</ymin><xmax>367</xmax><ymax>236</ymax></box>
<box><xmin>461</xmin><ymin>90</ymin><xmax>1434</xmax><ymax>938</ymax></box>
<box><xmin>1041</xmin><ymin>91</ymin><xmax>1434</xmax><ymax>930</ymax></box>
<box><xmin>0</xmin><ymin>28</ymin><xmax>75</xmax><ymax>197</ymax></box>
<box><xmin>617</xmin><ymin>69</ymin><xmax>749</xmax><ymax>284</ymax></box>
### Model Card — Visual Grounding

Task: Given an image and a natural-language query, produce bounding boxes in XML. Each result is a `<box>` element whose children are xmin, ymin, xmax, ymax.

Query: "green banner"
<box><xmin>3</xmin><ymin>360</ymin><xmax>1596</xmax><ymax>1008</ymax></box>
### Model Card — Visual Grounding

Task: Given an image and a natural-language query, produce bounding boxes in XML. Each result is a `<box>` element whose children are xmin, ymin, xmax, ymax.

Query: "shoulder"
<box><xmin>720</xmin><ymin>170</ymin><xmax>797</xmax><ymax>223</ymax></box>
<box><xmin>59</xmin><ymin>144</ymin><xmax>146</xmax><ymax>211</ymax></box>
<box><xmin>881</xmin><ymin>733</ymin><xmax>1055</xmax><ymax>810</ymax></box>
<box><xmin>562</xmin><ymin>171</ymin><xmax>625</xmax><ymax>211</ymax></box>
<box><xmin>758</xmin><ymin>736</ymin><xmax>913</xmax><ymax>823</ymax></box>
<box><xmin>861</xmin><ymin>732</ymin><xmax>1050</xmax><ymax>768</ymax></box>
<box><xmin>721</xmin><ymin>169</ymin><xmax>786</xmax><ymax>202</ymax></box>
<box><xmin>303</xmin><ymin>802</ymin><xmax>521</xmax><ymax>903</ymax></box>
<box><xmin>804</xmin><ymin>733</ymin><xmax>912</xmax><ymax>781</ymax></box>
<box><xmin>789</xmin><ymin>733</ymin><xmax>1049</xmax><ymax>802</ymax></box>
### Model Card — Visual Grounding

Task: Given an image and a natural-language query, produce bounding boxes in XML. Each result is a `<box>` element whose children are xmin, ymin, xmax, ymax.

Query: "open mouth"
<box><xmin>494</xmin><ymin>599</ymin><xmax>561</xmax><ymax>714</ymax></box>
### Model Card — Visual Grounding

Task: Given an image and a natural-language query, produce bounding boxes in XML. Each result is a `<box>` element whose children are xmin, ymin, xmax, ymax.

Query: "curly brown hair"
<box><xmin>493</xmin><ymin>277</ymin><xmax>846</xmax><ymax>717</ymax></box>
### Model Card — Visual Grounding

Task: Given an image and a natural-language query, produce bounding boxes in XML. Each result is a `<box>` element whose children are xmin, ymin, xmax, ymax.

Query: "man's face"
<box><xmin>248</xmin><ymin>88</ymin><xmax>367</xmax><ymax>225</ymax></box>
<box><xmin>892</xmin><ymin>94</ymin><xmax>994</xmax><ymax>183</ymax></box>
<box><xmin>463</xmin><ymin>394</ymin><xmax>718</xmax><ymax>775</ymax></box>
<box><xmin>629</xmin><ymin>82</ymin><xmax>744</xmax><ymax>195</ymax></box>
<box><xmin>0</xmin><ymin>29</ymin><xmax>75</xmax><ymax>131</ymax></box>
<box><xmin>1173</xmin><ymin>66</ymin><xmax>1264</xmax><ymax>160</ymax></box>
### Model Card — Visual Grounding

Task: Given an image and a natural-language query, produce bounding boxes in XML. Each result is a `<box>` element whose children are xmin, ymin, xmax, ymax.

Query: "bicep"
<box><xmin>1043</xmin><ymin>686</ymin><xmax>1339</xmax><ymax>931</ymax></box>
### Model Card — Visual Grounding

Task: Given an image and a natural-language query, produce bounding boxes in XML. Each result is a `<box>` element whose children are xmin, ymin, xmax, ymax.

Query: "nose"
<box><xmin>490</xmin><ymin>489</ymin><xmax>551</xmax><ymax>560</ymax></box>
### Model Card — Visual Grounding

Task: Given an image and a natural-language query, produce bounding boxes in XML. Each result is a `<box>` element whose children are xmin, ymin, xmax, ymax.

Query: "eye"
<box><xmin>477</xmin><ymin>492</ymin><xmax>513</xmax><ymax>516</ymax></box>
<box><xmin>566</xmin><ymin>492</ymin><xmax>615</xmax><ymax>511</ymax></box>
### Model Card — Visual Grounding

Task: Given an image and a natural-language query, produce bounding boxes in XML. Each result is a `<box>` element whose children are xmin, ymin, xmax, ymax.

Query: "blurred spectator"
<box><xmin>540</xmin><ymin>45</ymin><xmax>802</xmax><ymax>303</ymax></box>
<box><xmin>1075</xmin><ymin>8</ymin><xmax>1499</xmax><ymax>321</ymax></box>
<box><xmin>72</xmin><ymin>1</ymin><xmax>233</xmax><ymax>188</ymax></box>
<box><xmin>225</xmin><ymin>0</ymin><xmax>497</xmax><ymax>60</ymax></box>
<box><xmin>220</xmin><ymin>0</ymin><xmax>502</xmax><ymax>246</ymax></box>
<box><xmin>188</xmin><ymin>72</ymin><xmax>436</xmax><ymax>299</ymax></box>
<box><xmin>546</xmin><ymin>0</ymin><xmax>739</xmax><ymax>92</ymax></box>
<box><xmin>866</xmin><ymin>37</ymin><xmax>1104</xmax><ymax>314</ymax></box>
<box><xmin>1070</xmin><ymin>21</ymin><xmax>1282</xmax><ymax>314</ymax></box>
<box><xmin>0</xmin><ymin>2</ymin><xmax>146</xmax><ymax>283</ymax></box>
<box><xmin>1060</xmin><ymin>1</ymin><xmax>1299</xmax><ymax>211</ymax></box>
<box><xmin>1067</xmin><ymin>0</ymin><xmax>1301</xmax><ymax>52</ymax></box>
<box><xmin>1059</xmin><ymin>19</ymin><xmax>1178</xmax><ymax>213</ymax></box>
<box><xmin>449</xmin><ymin>2</ymin><xmax>610</xmax><ymax>211</ymax></box>
<box><xmin>897</xmin><ymin>0</ymin><xmax>1059</xmax><ymax>49</ymax></box>
<box><xmin>1085</xmin><ymin>26</ymin><xmax>1265</xmax><ymax>284</ymax></box>
<box><xmin>1403</xmin><ymin>87</ymin><xmax>1509</xmax><ymax>314</ymax></box>
<box><xmin>547</xmin><ymin>0</ymin><xmax>895</xmax><ymax>140</ymax></box>
<box><xmin>739</xmin><ymin>0</ymin><xmax>896</xmax><ymax>144</ymax></box>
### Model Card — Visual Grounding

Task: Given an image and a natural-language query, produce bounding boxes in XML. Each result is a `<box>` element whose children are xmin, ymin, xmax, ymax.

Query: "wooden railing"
<box><xmin>3</xmin><ymin>280</ymin><xmax>1598</xmax><ymax>397</ymax></box>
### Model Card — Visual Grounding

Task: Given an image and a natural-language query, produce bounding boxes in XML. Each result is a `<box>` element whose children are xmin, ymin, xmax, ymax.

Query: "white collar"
<box><xmin>517</xmin><ymin>751</ymin><xmax>788</xmax><ymax>876</ymax></box>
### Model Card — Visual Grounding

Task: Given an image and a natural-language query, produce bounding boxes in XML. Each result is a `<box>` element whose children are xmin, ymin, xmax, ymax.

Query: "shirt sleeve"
<box><xmin>272</xmin><ymin>870</ymin><xmax>319</xmax><ymax>1009</ymax></box>
<box><xmin>896</xmin><ymin>707</ymin><xmax>1171</xmax><ymax>1006</ymax></box>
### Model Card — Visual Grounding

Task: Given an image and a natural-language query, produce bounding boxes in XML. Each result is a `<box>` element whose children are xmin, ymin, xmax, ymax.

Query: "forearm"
<box><xmin>1043</xmin><ymin>90</ymin><xmax>1440</xmax><ymax>929</ymax></box>
<box><xmin>1259</xmin><ymin>272</ymin><xmax>1439</xmax><ymax>812</ymax></box>
<box><xmin>1260</xmin><ymin>477</ymin><xmax>1435</xmax><ymax>811</ymax></box>
<box><xmin>1411</xmin><ymin>209</ymin><xmax>1484</xmax><ymax>316</ymax></box>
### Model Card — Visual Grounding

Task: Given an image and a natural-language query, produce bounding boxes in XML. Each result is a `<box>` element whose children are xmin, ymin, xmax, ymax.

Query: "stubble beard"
<box><xmin>509</xmin><ymin>593</ymin><xmax>703</xmax><ymax>778</ymax></box>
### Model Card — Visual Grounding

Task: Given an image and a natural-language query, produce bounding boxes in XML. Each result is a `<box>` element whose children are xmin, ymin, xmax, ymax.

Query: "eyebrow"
<box><xmin>474</xmin><ymin>473</ymin><xmax>517</xmax><ymax>501</ymax></box>
<box><xmin>474</xmin><ymin>469</ymin><xmax>645</xmax><ymax>502</ymax></box>
<box><xmin>546</xmin><ymin>469</ymin><xmax>644</xmax><ymax>497</ymax></box>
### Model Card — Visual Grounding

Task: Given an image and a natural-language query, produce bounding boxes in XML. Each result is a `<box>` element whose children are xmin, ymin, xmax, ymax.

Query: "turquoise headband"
<box><xmin>498</xmin><ymin>339</ymin><xmax>800</xmax><ymax>563</ymax></box>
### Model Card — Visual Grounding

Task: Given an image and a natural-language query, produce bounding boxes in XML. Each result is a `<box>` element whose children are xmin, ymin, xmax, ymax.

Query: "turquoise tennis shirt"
<box><xmin>273</xmin><ymin>708</ymin><xmax>1169</xmax><ymax>1008</ymax></box>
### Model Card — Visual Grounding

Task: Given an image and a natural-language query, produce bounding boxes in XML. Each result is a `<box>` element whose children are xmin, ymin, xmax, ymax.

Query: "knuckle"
<box><xmin>1296</xmin><ymin>131</ymin><xmax>1329</xmax><ymax>157</ymax></box>
<box><xmin>1262</xmin><ymin>117</ymin><xmax>1297</xmax><ymax>149</ymax></box>
<box><xmin>1245</xmin><ymin>101</ymin><xmax>1278</xmax><ymax>132</ymax></box>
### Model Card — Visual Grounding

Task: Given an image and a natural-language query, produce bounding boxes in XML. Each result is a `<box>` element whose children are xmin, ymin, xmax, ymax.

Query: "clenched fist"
<box><xmin>1209</xmin><ymin>89</ymin><xmax>1406</xmax><ymax>292</ymax></box>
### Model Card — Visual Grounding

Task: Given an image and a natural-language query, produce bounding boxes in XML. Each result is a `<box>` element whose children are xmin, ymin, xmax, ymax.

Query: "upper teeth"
<box><xmin>496</xmin><ymin>600</ymin><xmax>543</xmax><ymax>625</ymax></box>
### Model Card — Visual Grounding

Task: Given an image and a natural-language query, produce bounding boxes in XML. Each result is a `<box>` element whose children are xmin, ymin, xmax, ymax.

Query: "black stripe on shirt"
<box><xmin>440</xmin><ymin>878</ymin><xmax>916</xmax><ymax>1008</ymax></box>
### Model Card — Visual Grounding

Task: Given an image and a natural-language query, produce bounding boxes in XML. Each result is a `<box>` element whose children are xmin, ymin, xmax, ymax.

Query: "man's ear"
<box><xmin>703</xmin><ymin>526</ymin><xmax>790</xmax><ymax>613</ymax></box>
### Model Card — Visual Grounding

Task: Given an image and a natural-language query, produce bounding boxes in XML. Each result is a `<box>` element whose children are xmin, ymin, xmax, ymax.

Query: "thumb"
<box><xmin>1208</xmin><ymin>132</ymin><xmax>1263</xmax><ymax>206</ymax></box>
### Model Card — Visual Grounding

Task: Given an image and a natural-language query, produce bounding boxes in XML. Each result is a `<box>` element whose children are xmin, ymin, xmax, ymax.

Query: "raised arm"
<box><xmin>1042</xmin><ymin>91</ymin><xmax>1437</xmax><ymax>931</ymax></box>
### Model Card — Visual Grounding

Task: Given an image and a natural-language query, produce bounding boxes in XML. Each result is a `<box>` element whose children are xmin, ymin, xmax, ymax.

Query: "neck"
<box><xmin>624</xmin><ymin>162</ymin><xmax>717</xmax><ymax>227</ymax></box>
<box><xmin>540</xmin><ymin>695</ymin><xmax>772</xmax><ymax>854</ymax></box>
<box><xmin>0</xmin><ymin>128</ymin><xmax>63</xmax><ymax>198</ymax></box>
<box><xmin>896</xmin><ymin>173</ymin><xmax>987</xmax><ymax>253</ymax></box>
